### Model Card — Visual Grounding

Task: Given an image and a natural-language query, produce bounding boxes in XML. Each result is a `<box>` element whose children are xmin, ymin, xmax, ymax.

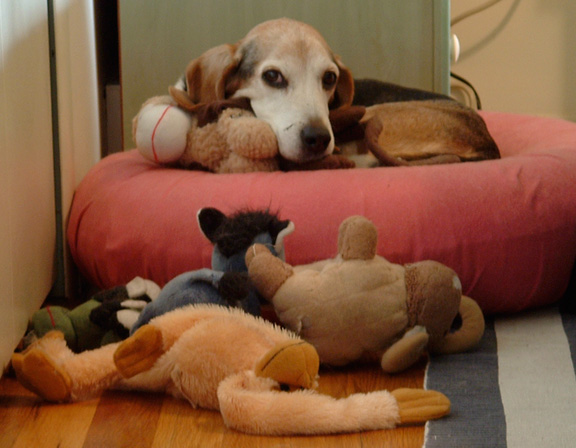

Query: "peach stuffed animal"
<box><xmin>246</xmin><ymin>216</ymin><xmax>485</xmax><ymax>373</ymax></box>
<box><xmin>12</xmin><ymin>304</ymin><xmax>450</xmax><ymax>435</ymax></box>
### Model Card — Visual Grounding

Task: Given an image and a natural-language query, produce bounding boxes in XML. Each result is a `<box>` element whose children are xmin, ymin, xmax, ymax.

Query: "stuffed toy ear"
<box><xmin>197</xmin><ymin>208</ymin><xmax>227</xmax><ymax>244</ymax></box>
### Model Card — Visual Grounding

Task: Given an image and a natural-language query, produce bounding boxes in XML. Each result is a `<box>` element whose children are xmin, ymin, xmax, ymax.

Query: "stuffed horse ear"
<box><xmin>197</xmin><ymin>208</ymin><xmax>227</xmax><ymax>244</ymax></box>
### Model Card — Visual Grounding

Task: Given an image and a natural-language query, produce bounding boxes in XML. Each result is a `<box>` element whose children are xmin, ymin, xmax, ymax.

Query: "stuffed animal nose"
<box><xmin>301</xmin><ymin>124</ymin><xmax>331</xmax><ymax>154</ymax></box>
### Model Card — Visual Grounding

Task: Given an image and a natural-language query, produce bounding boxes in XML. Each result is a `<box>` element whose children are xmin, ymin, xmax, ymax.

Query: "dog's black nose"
<box><xmin>301</xmin><ymin>125</ymin><xmax>331</xmax><ymax>154</ymax></box>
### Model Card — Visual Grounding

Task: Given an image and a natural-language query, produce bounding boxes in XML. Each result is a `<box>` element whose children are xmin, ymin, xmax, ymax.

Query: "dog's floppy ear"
<box><xmin>330</xmin><ymin>56</ymin><xmax>354</xmax><ymax>109</ymax></box>
<box><xmin>183</xmin><ymin>44</ymin><xmax>240</xmax><ymax>104</ymax></box>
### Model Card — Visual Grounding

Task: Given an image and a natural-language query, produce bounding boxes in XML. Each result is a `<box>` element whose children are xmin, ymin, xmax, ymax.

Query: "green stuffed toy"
<box><xmin>28</xmin><ymin>277</ymin><xmax>160</xmax><ymax>352</ymax></box>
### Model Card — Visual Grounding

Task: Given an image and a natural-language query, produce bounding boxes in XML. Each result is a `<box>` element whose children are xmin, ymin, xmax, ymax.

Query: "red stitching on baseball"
<box><xmin>151</xmin><ymin>105</ymin><xmax>173</xmax><ymax>163</ymax></box>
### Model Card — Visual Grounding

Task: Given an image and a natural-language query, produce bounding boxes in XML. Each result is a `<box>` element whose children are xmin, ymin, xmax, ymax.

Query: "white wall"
<box><xmin>53</xmin><ymin>0</ymin><xmax>102</xmax><ymax>298</ymax></box>
<box><xmin>54</xmin><ymin>0</ymin><xmax>101</xmax><ymax>221</ymax></box>
<box><xmin>0</xmin><ymin>1</ymin><xmax>55</xmax><ymax>370</ymax></box>
<box><xmin>451</xmin><ymin>0</ymin><xmax>576</xmax><ymax>121</ymax></box>
<box><xmin>0</xmin><ymin>0</ymin><xmax>101</xmax><ymax>370</ymax></box>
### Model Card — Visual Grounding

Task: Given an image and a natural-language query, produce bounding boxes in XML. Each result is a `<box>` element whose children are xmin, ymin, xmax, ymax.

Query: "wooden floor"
<box><xmin>0</xmin><ymin>359</ymin><xmax>427</xmax><ymax>448</ymax></box>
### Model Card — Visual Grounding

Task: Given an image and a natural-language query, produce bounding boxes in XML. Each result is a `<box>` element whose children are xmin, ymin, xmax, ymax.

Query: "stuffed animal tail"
<box><xmin>217</xmin><ymin>370</ymin><xmax>400</xmax><ymax>436</ymax></box>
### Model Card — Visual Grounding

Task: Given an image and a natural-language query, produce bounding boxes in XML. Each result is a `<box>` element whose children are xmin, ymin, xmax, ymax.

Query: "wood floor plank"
<box><xmin>320</xmin><ymin>358</ymin><xmax>427</xmax><ymax>448</ymax></box>
<box><xmin>0</xmin><ymin>377</ymin><xmax>40</xmax><ymax>448</ymax></box>
<box><xmin>82</xmin><ymin>390</ymin><xmax>164</xmax><ymax>448</ymax></box>
<box><xmin>152</xmin><ymin>396</ymin><xmax>234</xmax><ymax>448</ymax></box>
<box><xmin>150</xmin><ymin>361</ymin><xmax>426</xmax><ymax>448</ymax></box>
<box><xmin>0</xmin><ymin>357</ymin><xmax>427</xmax><ymax>448</ymax></box>
<box><xmin>0</xmin><ymin>377</ymin><xmax>98</xmax><ymax>448</ymax></box>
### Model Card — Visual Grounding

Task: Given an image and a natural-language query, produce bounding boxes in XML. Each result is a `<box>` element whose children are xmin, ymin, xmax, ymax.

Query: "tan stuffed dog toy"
<box><xmin>134</xmin><ymin>95</ymin><xmax>280</xmax><ymax>173</ymax></box>
<box><xmin>134</xmin><ymin>93</ymin><xmax>358</xmax><ymax>173</ymax></box>
<box><xmin>246</xmin><ymin>216</ymin><xmax>485</xmax><ymax>373</ymax></box>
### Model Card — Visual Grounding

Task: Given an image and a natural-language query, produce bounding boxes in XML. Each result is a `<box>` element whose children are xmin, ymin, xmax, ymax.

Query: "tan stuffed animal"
<box><xmin>246</xmin><ymin>215</ymin><xmax>485</xmax><ymax>373</ymax></box>
<box><xmin>133</xmin><ymin>95</ymin><xmax>279</xmax><ymax>173</ymax></box>
<box><xmin>133</xmin><ymin>93</ymin><xmax>358</xmax><ymax>173</ymax></box>
<box><xmin>12</xmin><ymin>304</ymin><xmax>450</xmax><ymax>435</ymax></box>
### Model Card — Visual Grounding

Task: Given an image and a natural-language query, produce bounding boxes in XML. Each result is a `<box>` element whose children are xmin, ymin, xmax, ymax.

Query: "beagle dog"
<box><xmin>170</xmin><ymin>18</ymin><xmax>499</xmax><ymax>168</ymax></box>
<box><xmin>171</xmin><ymin>18</ymin><xmax>354</xmax><ymax>163</ymax></box>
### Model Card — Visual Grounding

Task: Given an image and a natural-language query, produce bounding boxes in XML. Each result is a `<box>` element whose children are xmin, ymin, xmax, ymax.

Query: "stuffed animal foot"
<box><xmin>255</xmin><ymin>340</ymin><xmax>319</xmax><ymax>390</ymax></box>
<box><xmin>113</xmin><ymin>324</ymin><xmax>165</xmax><ymax>378</ymax></box>
<box><xmin>391</xmin><ymin>388</ymin><xmax>450</xmax><ymax>424</ymax></box>
<box><xmin>381</xmin><ymin>326</ymin><xmax>429</xmax><ymax>373</ymax></box>
<box><xmin>11</xmin><ymin>332</ymin><xmax>72</xmax><ymax>402</ymax></box>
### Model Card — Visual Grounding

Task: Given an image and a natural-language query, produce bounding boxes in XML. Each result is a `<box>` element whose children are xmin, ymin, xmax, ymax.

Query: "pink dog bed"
<box><xmin>67</xmin><ymin>112</ymin><xmax>576</xmax><ymax>314</ymax></box>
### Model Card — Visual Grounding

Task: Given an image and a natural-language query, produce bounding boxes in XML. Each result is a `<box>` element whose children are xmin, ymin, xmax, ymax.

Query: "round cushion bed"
<box><xmin>67</xmin><ymin>111</ymin><xmax>576</xmax><ymax>314</ymax></box>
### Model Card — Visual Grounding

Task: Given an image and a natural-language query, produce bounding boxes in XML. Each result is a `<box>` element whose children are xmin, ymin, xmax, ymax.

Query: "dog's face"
<box><xmin>231</xmin><ymin>20</ymin><xmax>351</xmax><ymax>162</ymax></box>
<box><xmin>175</xmin><ymin>19</ymin><xmax>354</xmax><ymax>163</ymax></box>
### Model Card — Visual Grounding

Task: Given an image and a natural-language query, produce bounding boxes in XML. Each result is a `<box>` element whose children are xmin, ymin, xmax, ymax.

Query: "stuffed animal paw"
<box><xmin>11</xmin><ymin>331</ymin><xmax>73</xmax><ymax>402</ymax></box>
<box><xmin>114</xmin><ymin>324</ymin><xmax>165</xmax><ymax>379</ymax></box>
<box><xmin>392</xmin><ymin>388</ymin><xmax>451</xmax><ymax>424</ymax></box>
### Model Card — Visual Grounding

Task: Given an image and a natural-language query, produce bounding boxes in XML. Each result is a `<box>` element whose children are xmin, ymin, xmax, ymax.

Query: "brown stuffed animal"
<box><xmin>133</xmin><ymin>93</ymin><xmax>359</xmax><ymax>172</ymax></box>
<box><xmin>133</xmin><ymin>95</ymin><xmax>280</xmax><ymax>173</ymax></box>
<box><xmin>246</xmin><ymin>215</ymin><xmax>485</xmax><ymax>373</ymax></box>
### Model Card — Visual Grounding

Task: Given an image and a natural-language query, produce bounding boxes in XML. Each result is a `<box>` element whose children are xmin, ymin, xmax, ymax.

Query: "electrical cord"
<box><xmin>451</xmin><ymin>0</ymin><xmax>506</xmax><ymax>26</ymax></box>
<box><xmin>450</xmin><ymin>72</ymin><xmax>482</xmax><ymax>110</ymax></box>
<box><xmin>450</xmin><ymin>1</ymin><xmax>507</xmax><ymax>109</ymax></box>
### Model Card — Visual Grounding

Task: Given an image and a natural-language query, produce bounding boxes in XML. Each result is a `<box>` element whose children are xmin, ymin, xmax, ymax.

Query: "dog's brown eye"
<box><xmin>322</xmin><ymin>71</ymin><xmax>337</xmax><ymax>89</ymax></box>
<box><xmin>262</xmin><ymin>70</ymin><xmax>287</xmax><ymax>88</ymax></box>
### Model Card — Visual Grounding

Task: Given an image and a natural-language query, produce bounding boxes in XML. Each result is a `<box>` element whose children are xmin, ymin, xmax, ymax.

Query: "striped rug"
<box><xmin>424</xmin><ymin>306</ymin><xmax>576</xmax><ymax>448</ymax></box>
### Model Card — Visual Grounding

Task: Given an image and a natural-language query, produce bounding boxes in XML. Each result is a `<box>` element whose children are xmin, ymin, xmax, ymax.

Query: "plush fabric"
<box><xmin>12</xmin><ymin>304</ymin><xmax>449</xmax><ymax>435</ymax></box>
<box><xmin>67</xmin><ymin>112</ymin><xmax>576</xmax><ymax>314</ymax></box>
<box><xmin>245</xmin><ymin>217</ymin><xmax>485</xmax><ymax>372</ymax></box>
